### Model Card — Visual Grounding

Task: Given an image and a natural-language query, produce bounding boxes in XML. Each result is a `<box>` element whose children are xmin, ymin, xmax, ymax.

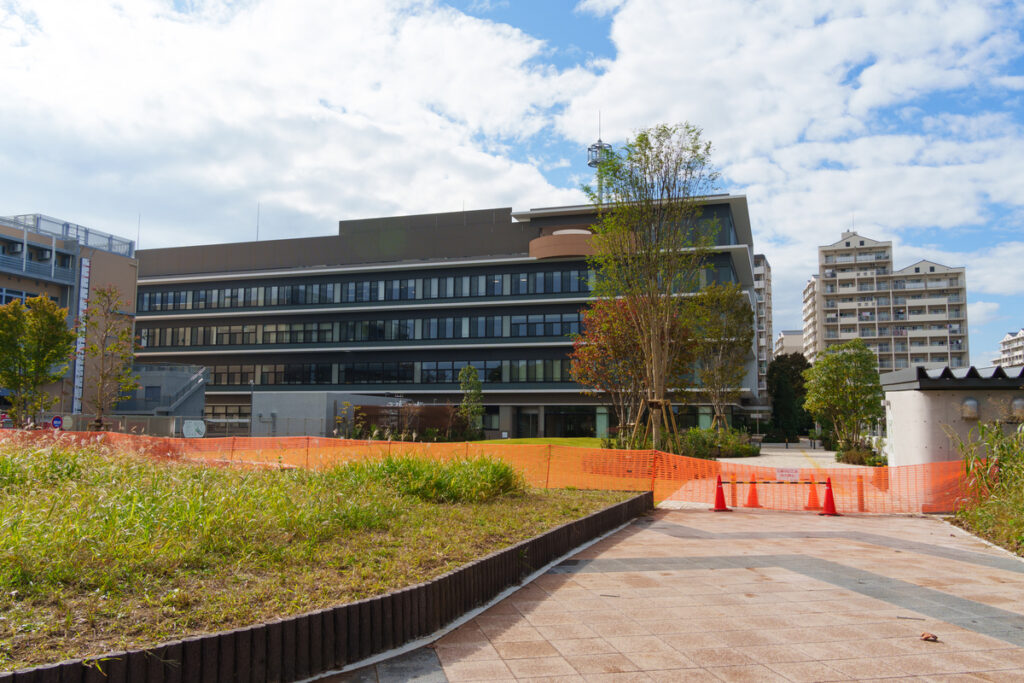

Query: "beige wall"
<box><xmin>884</xmin><ymin>388</ymin><xmax>1024</xmax><ymax>467</ymax></box>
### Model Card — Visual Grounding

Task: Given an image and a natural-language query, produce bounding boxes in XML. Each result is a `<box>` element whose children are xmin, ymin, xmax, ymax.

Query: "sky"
<box><xmin>1</xmin><ymin>0</ymin><xmax>1022</xmax><ymax>366</ymax></box>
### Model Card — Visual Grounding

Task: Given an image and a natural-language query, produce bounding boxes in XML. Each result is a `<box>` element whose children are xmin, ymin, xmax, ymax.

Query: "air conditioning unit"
<box><xmin>9</xmin><ymin>243</ymin><xmax>23</xmax><ymax>255</ymax></box>
<box><xmin>38</xmin><ymin>249</ymin><xmax>52</xmax><ymax>260</ymax></box>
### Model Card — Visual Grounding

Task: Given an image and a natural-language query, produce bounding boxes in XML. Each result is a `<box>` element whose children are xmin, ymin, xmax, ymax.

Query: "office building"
<box><xmin>802</xmin><ymin>231</ymin><xmax>968</xmax><ymax>372</ymax></box>
<box><xmin>133</xmin><ymin>196</ymin><xmax>760</xmax><ymax>437</ymax></box>
<box><xmin>994</xmin><ymin>329</ymin><xmax>1024</xmax><ymax>367</ymax></box>
<box><xmin>0</xmin><ymin>214</ymin><xmax>137</xmax><ymax>414</ymax></box>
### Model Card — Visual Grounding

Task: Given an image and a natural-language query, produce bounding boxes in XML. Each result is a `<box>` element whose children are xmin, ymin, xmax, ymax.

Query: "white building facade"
<box><xmin>774</xmin><ymin>329</ymin><xmax>803</xmax><ymax>358</ymax></box>
<box><xmin>993</xmin><ymin>329</ymin><xmax>1024</xmax><ymax>367</ymax></box>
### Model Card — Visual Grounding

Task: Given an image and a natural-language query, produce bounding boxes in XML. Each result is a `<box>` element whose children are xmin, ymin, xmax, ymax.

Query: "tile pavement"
<box><xmin>330</xmin><ymin>508</ymin><xmax>1024</xmax><ymax>681</ymax></box>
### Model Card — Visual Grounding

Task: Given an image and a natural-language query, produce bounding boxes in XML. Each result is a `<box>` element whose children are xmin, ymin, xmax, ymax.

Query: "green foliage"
<box><xmin>676</xmin><ymin>428</ymin><xmax>760</xmax><ymax>459</ymax></box>
<box><xmin>766</xmin><ymin>352</ymin><xmax>813</xmax><ymax>439</ymax></box>
<box><xmin>80</xmin><ymin>286</ymin><xmax>139</xmax><ymax>420</ymax></box>
<box><xmin>457</xmin><ymin>365</ymin><xmax>483</xmax><ymax>437</ymax></box>
<box><xmin>952</xmin><ymin>423</ymin><xmax>1024</xmax><ymax>554</ymax></box>
<box><xmin>802</xmin><ymin>339</ymin><xmax>883</xmax><ymax>450</ymax></box>
<box><xmin>689</xmin><ymin>283</ymin><xmax>755</xmax><ymax>429</ymax></box>
<box><xmin>835</xmin><ymin>448</ymin><xmax>887</xmax><ymax>467</ymax></box>
<box><xmin>570</xmin><ymin>298</ymin><xmax>660</xmax><ymax>449</ymax></box>
<box><xmin>584</xmin><ymin>122</ymin><xmax>718</xmax><ymax>450</ymax></box>
<box><xmin>0</xmin><ymin>296</ymin><xmax>76</xmax><ymax>426</ymax></box>
<box><xmin>342</xmin><ymin>456</ymin><xmax>526</xmax><ymax>504</ymax></box>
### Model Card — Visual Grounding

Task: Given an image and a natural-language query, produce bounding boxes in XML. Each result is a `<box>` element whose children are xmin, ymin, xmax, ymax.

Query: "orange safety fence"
<box><xmin>1</xmin><ymin>430</ymin><xmax>968</xmax><ymax>514</ymax></box>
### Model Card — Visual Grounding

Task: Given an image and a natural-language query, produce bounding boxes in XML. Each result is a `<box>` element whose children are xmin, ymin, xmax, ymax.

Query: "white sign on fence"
<box><xmin>776</xmin><ymin>467</ymin><xmax>801</xmax><ymax>483</ymax></box>
<box><xmin>182</xmin><ymin>420</ymin><xmax>207</xmax><ymax>438</ymax></box>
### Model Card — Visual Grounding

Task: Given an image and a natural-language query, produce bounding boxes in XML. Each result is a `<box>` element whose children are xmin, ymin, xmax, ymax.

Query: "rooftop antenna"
<box><xmin>587</xmin><ymin>111</ymin><xmax>612</xmax><ymax>204</ymax></box>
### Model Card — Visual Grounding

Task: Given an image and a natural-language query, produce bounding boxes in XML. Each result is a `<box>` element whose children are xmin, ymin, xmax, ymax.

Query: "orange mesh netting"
<box><xmin>1</xmin><ymin>431</ymin><xmax>967</xmax><ymax>514</ymax></box>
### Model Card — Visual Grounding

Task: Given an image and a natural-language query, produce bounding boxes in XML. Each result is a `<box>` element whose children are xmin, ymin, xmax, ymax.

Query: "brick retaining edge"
<box><xmin>2</xmin><ymin>491</ymin><xmax>653</xmax><ymax>683</ymax></box>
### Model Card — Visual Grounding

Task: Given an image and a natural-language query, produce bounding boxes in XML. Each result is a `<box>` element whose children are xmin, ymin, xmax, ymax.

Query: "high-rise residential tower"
<box><xmin>753</xmin><ymin>254</ymin><xmax>772</xmax><ymax>396</ymax></box>
<box><xmin>802</xmin><ymin>231</ymin><xmax>968</xmax><ymax>372</ymax></box>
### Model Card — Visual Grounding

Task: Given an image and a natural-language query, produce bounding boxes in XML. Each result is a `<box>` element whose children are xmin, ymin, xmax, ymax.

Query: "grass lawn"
<box><xmin>475</xmin><ymin>437</ymin><xmax>605</xmax><ymax>448</ymax></box>
<box><xmin>0</xmin><ymin>437</ymin><xmax>632</xmax><ymax>670</ymax></box>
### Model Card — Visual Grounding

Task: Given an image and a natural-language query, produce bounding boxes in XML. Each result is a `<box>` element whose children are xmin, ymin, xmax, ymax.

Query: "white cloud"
<box><xmin>575</xmin><ymin>0</ymin><xmax>627</xmax><ymax>17</ymax></box>
<box><xmin>0</xmin><ymin>0</ymin><xmax>591</xmax><ymax>245</ymax></box>
<box><xmin>969</xmin><ymin>301</ymin><xmax>1001</xmax><ymax>326</ymax></box>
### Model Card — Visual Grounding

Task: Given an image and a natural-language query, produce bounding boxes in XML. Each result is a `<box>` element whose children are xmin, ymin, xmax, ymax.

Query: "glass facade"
<box><xmin>137</xmin><ymin>312</ymin><xmax>582</xmax><ymax>349</ymax></box>
<box><xmin>138</xmin><ymin>267</ymin><xmax>595</xmax><ymax>312</ymax></box>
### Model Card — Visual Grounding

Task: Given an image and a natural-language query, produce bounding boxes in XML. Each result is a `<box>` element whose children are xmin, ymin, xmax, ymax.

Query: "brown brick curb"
<box><xmin>1</xmin><ymin>492</ymin><xmax>652</xmax><ymax>683</ymax></box>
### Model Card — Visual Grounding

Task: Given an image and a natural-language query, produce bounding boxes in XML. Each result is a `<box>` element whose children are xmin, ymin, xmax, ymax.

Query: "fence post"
<box><xmin>545</xmin><ymin>444</ymin><xmax>553</xmax><ymax>489</ymax></box>
<box><xmin>649</xmin><ymin>451</ymin><xmax>658</xmax><ymax>493</ymax></box>
<box><xmin>856</xmin><ymin>475</ymin><xmax>866</xmax><ymax>512</ymax></box>
<box><xmin>305</xmin><ymin>436</ymin><xmax>311</xmax><ymax>469</ymax></box>
<box><xmin>730</xmin><ymin>475</ymin><xmax>738</xmax><ymax>507</ymax></box>
<box><xmin>230</xmin><ymin>436</ymin><xmax>236</xmax><ymax>462</ymax></box>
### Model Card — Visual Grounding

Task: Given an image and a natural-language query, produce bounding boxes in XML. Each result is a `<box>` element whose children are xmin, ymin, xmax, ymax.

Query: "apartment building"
<box><xmin>134</xmin><ymin>197</ymin><xmax>761</xmax><ymax>437</ymax></box>
<box><xmin>802</xmin><ymin>231</ymin><xmax>968</xmax><ymax>372</ymax></box>
<box><xmin>994</xmin><ymin>329</ymin><xmax>1024</xmax><ymax>367</ymax></box>
<box><xmin>774</xmin><ymin>329</ymin><xmax>803</xmax><ymax>358</ymax></box>
<box><xmin>753</xmin><ymin>254</ymin><xmax>772</xmax><ymax>397</ymax></box>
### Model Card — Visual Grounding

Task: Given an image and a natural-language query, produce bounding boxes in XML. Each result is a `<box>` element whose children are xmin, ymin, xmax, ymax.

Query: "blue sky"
<box><xmin>1</xmin><ymin>0</ymin><xmax>1022</xmax><ymax>364</ymax></box>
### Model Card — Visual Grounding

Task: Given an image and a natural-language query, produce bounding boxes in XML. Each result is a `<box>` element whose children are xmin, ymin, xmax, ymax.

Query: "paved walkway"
<box><xmin>719</xmin><ymin>444</ymin><xmax>857</xmax><ymax>470</ymax></box>
<box><xmin>334</xmin><ymin>508</ymin><xmax>1024</xmax><ymax>681</ymax></box>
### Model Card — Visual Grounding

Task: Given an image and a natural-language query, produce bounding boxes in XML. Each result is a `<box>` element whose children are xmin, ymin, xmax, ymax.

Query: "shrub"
<box><xmin>835</xmin><ymin>447</ymin><xmax>886</xmax><ymax>467</ymax></box>
<box><xmin>676</xmin><ymin>428</ymin><xmax>759</xmax><ymax>459</ymax></box>
<box><xmin>340</xmin><ymin>456</ymin><xmax>526</xmax><ymax>504</ymax></box>
<box><xmin>953</xmin><ymin>422</ymin><xmax>1024</xmax><ymax>553</ymax></box>
<box><xmin>678</xmin><ymin>428</ymin><xmax>717</xmax><ymax>459</ymax></box>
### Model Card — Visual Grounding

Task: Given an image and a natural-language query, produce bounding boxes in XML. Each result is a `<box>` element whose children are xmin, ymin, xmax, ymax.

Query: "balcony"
<box><xmin>0</xmin><ymin>252</ymin><xmax>75</xmax><ymax>285</ymax></box>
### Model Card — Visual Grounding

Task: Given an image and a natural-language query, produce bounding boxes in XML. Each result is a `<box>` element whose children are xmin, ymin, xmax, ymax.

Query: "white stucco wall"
<box><xmin>884</xmin><ymin>388</ymin><xmax>1024</xmax><ymax>467</ymax></box>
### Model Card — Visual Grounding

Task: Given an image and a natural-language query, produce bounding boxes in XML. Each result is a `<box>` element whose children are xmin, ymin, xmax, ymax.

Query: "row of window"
<box><xmin>138</xmin><ymin>313</ymin><xmax>583</xmax><ymax>348</ymax></box>
<box><xmin>138</xmin><ymin>269</ymin><xmax>595</xmax><ymax>312</ymax></box>
<box><xmin>0</xmin><ymin>288</ymin><xmax>38</xmax><ymax>305</ymax></box>
<box><xmin>207</xmin><ymin>359</ymin><xmax>573</xmax><ymax>386</ymax></box>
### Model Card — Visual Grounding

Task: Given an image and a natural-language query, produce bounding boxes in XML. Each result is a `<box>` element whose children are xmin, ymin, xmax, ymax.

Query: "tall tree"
<box><xmin>80</xmin><ymin>286</ymin><xmax>138</xmax><ymax>425</ymax></box>
<box><xmin>690</xmin><ymin>282</ymin><xmax>755</xmax><ymax>430</ymax></box>
<box><xmin>586</xmin><ymin>122</ymin><xmax>718</xmax><ymax>449</ymax></box>
<box><xmin>457</xmin><ymin>365</ymin><xmax>483</xmax><ymax>438</ymax></box>
<box><xmin>0</xmin><ymin>296</ymin><xmax>76</xmax><ymax>426</ymax></box>
<box><xmin>570</xmin><ymin>298</ymin><xmax>647</xmax><ymax>445</ymax></box>
<box><xmin>802</xmin><ymin>338</ymin><xmax>884</xmax><ymax>450</ymax></box>
<box><xmin>766</xmin><ymin>352</ymin><xmax>812</xmax><ymax>438</ymax></box>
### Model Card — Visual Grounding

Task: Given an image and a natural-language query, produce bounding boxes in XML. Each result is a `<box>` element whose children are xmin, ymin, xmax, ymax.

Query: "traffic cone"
<box><xmin>745</xmin><ymin>480</ymin><xmax>761</xmax><ymax>508</ymax></box>
<box><xmin>804</xmin><ymin>479</ymin><xmax>822</xmax><ymax>511</ymax></box>
<box><xmin>710</xmin><ymin>474</ymin><xmax>731</xmax><ymax>512</ymax></box>
<box><xmin>819</xmin><ymin>477</ymin><xmax>840</xmax><ymax>516</ymax></box>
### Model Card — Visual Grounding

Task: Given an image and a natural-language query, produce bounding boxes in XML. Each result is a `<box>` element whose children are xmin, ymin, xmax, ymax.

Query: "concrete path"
<box><xmin>334</xmin><ymin>507</ymin><xmax>1024</xmax><ymax>681</ymax></box>
<box><xmin>719</xmin><ymin>444</ymin><xmax>860</xmax><ymax>470</ymax></box>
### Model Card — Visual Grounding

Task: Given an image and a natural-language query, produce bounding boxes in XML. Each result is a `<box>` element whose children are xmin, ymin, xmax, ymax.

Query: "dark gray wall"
<box><xmin>138</xmin><ymin>208</ymin><xmax>536</xmax><ymax>277</ymax></box>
